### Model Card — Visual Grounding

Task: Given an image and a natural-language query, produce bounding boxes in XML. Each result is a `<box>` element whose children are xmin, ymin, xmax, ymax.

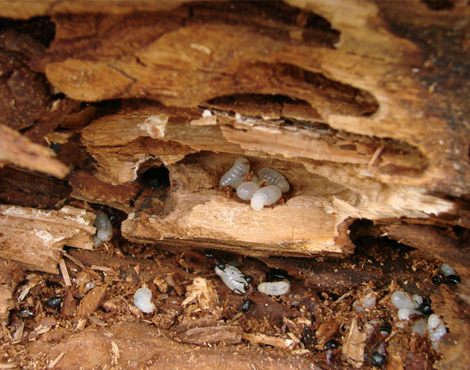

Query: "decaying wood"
<box><xmin>122</xmin><ymin>192</ymin><xmax>355</xmax><ymax>257</ymax></box>
<box><xmin>175</xmin><ymin>318</ymin><xmax>242</xmax><ymax>346</ymax></box>
<box><xmin>381</xmin><ymin>223</ymin><xmax>470</xmax><ymax>278</ymax></box>
<box><xmin>34</xmin><ymin>0</ymin><xmax>467</xmax><ymax>257</ymax></box>
<box><xmin>0</xmin><ymin>1</ymin><xmax>470</xmax><ymax>368</ymax></box>
<box><xmin>27</xmin><ymin>322</ymin><xmax>318</xmax><ymax>370</ymax></box>
<box><xmin>0</xmin><ymin>167</ymin><xmax>71</xmax><ymax>209</ymax></box>
<box><xmin>0</xmin><ymin>205</ymin><xmax>96</xmax><ymax>273</ymax></box>
<box><xmin>0</xmin><ymin>258</ymin><xmax>24</xmax><ymax>323</ymax></box>
<box><xmin>69</xmin><ymin>170</ymin><xmax>143</xmax><ymax>214</ymax></box>
<box><xmin>242</xmin><ymin>332</ymin><xmax>295</xmax><ymax>350</ymax></box>
<box><xmin>76</xmin><ymin>285</ymin><xmax>107</xmax><ymax>318</ymax></box>
<box><xmin>0</xmin><ymin>125</ymin><xmax>69</xmax><ymax>179</ymax></box>
<box><xmin>432</xmin><ymin>284</ymin><xmax>470</xmax><ymax>370</ymax></box>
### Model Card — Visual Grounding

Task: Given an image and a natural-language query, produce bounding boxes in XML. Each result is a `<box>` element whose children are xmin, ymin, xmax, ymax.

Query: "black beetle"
<box><xmin>324</xmin><ymin>339</ymin><xmax>341</xmax><ymax>365</ymax></box>
<box><xmin>45</xmin><ymin>296</ymin><xmax>63</xmax><ymax>309</ymax></box>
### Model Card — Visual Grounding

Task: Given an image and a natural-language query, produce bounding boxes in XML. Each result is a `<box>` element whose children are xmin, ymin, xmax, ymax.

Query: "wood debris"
<box><xmin>0</xmin><ymin>124</ymin><xmax>68</xmax><ymax>179</ymax></box>
<box><xmin>242</xmin><ymin>332</ymin><xmax>296</xmax><ymax>350</ymax></box>
<box><xmin>0</xmin><ymin>206</ymin><xmax>96</xmax><ymax>273</ymax></box>
<box><xmin>76</xmin><ymin>285</ymin><xmax>107</xmax><ymax>317</ymax></box>
<box><xmin>176</xmin><ymin>318</ymin><xmax>241</xmax><ymax>346</ymax></box>
<box><xmin>181</xmin><ymin>277</ymin><xmax>218</xmax><ymax>310</ymax></box>
<box><xmin>342</xmin><ymin>318</ymin><xmax>367</xmax><ymax>368</ymax></box>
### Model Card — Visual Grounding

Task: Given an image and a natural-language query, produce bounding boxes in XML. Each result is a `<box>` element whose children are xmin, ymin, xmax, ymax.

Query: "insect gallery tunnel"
<box><xmin>0</xmin><ymin>0</ymin><xmax>470</xmax><ymax>369</ymax></box>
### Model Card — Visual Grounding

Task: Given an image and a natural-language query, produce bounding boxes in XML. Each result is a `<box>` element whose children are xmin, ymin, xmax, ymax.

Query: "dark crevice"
<box><xmin>139</xmin><ymin>164</ymin><xmax>171</xmax><ymax>191</ymax></box>
<box><xmin>421</xmin><ymin>0</ymin><xmax>455</xmax><ymax>11</ymax></box>
<box><xmin>0</xmin><ymin>17</ymin><xmax>56</xmax><ymax>48</ymax></box>
<box><xmin>273</xmin><ymin>63</ymin><xmax>379</xmax><ymax>116</ymax></box>
<box><xmin>186</xmin><ymin>0</ymin><xmax>340</xmax><ymax>48</ymax></box>
<box><xmin>204</xmin><ymin>93</ymin><xmax>428</xmax><ymax>176</ymax></box>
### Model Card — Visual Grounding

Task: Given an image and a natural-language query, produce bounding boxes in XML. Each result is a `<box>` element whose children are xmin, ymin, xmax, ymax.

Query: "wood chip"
<box><xmin>176</xmin><ymin>319</ymin><xmax>241</xmax><ymax>346</ymax></box>
<box><xmin>342</xmin><ymin>318</ymin><xmax>367</xmax><ymax>368</ymax></box>
<box><xmin>47</xmin><ymin>351</ymin><xmax>66</xmax><ymax>369</ymax></box>
<box><xmin>88</xmin><ymin>315</ymin><xmax>107</xmax><ymax>327</ymax></box>
<box><xmin>91</xmin><ymin>265</ymin><xmax>115</xmax><ymax>273</ymax></box>
<box><xmin>75</xmin><ymin>319</ymin><xmax>87</xmax><ymax>331</ymax></box>
<box><xmin>111</xmin><ymin>340</ymin><xmax>120</xmax><ymax>364</ymax></box>
<box><xmin>77</xmin><ymin>285</ymin><xmax>107</xmax><ymax>317</ymax></box>
<box><xmin>11</xmin><ymin>321</ymin><xmax>24</xmax><ymax>342</ymax></box>
<box><xmin>59</xmin><ymin>259</ymin><xmax>71</xmax><ymax>286</ymax></box>
<box><xmin>181</xmin><ymin>278</ymin><xmax>218</xmax><ymax>311</ymax></box>
<box><xmin>0</xmin><ymin>364</ymin><xmax>18</xmax><ymax>369</ymax></box>
<box><xmin>242</xmin><ymin>333</ymin><xmax>295</xmax><ymax>349</ymax></box>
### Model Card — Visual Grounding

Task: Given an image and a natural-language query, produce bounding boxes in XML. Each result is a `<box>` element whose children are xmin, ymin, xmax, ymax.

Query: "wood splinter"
<box><xmin>241</xmin><ymin>332</ymin><xmax>295</xmax><ymax>350</ymax></box>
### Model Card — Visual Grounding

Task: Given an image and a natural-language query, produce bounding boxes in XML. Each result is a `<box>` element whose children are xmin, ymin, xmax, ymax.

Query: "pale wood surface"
<box><xmin>0</xmin><ymin>206</ymin><xmax>96</xmax><ymax>273</ymax></box>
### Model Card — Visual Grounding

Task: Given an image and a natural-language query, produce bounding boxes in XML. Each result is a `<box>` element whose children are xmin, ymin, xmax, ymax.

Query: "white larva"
<box><xmin>390</xmin><ymin>291</ymin><xmax>418</xmax><ymax>310</ymax></box>
<box><xmin>251</xmin><ymin>185</ymin><xmax>282</xmax><ymax>211</ymax></box>
<box><xmin>397</xmin><ymin>308</ymin><xmax>421</xmax><ymax>321</ymax></box>
<box><xmin>94</xmin><ymin>211</ymin><xmax>113</xmax><ymax>244</ymax></box>
<box><xmin>427</xmin><ymin>314</ymin><xmax>446</xmax><ymax>350</ymax></box>
<box><xmin>236</xmin><ymin>181</ymin><xmax>259</xmax><ymax>200</ymax></box>
<box><xmin>97</xmin><ymin>228</ymin><xmax>113</xmax><ymax>242</ymax></box>
<box><xmin>258</xmin><ymin>168</ymin><xmax>290</xmax><ymax>193</ymax></box>
<box><xmin>219</xmin><ymin>158</ymin><xmax>250</xmax><ymax>187</ymax></box>
<box><xmin>258</xmin><ymin>281</ymin><xmax>290</xmax><ymax>296</ymax></box>
<box><xmin>215</xmin><ymin>265</ymin><xmax>247</xmax><ymax>294</ymax></box>
<box><xmin>94</xmin><ymin>211</ymin><xmax>111</xmax><ymax>230</ymax></box>
<box><xmin>133</xmin><ymin>287</ymin><xmax>156</xmax><ymax>313</ymax></box>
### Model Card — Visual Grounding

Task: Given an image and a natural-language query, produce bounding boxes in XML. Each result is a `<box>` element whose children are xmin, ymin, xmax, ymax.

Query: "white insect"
<box><xmin>219</xmin><ymin>158</ymin><xmax>250</xmax><ymax>187</ymax></box>
<box><xmin>133</xmin><ymin>287</ymin><xmax>156</xmax><ymax>313</ymax></box>
<box><xmin>427</xmin><ymin>314</ymin><xmax>446</xmax><ymax>350</ymax></box>
<box><xmin>257</xmin><ymin>281</ymin><xmax>290</xmax><ymax>296</ymax></box>
<box><xmin>94</xmin><ymin>211</ymin><xmax>113</xmax><ymax>246</ymax></box>
<box><xmin>258</xmin><ymin>168</ymin><xmax>290</xmax><ymax>193</ymax></box>
<box><xmin>390</xmin><ymin>291</ymin><xmax>419</xmax><ymax>310</ymax></box>
<box><xmin>250</xmin><ymin>185</ymin><xmax>282</xmax><ymax>211</ymax></box>
<box><xmin>440</xmin><ymin>263</ymin><xmax>455</xmax><ymax>277</ymax></box>
<box><xmin>236</xmin><ymin>181</ymin><xmax>259</xmax><ymax>200</ymax></box>
<box><xmin>215</xmin><ymin>265</ymin><xmax>247</xmax><ymax>294</ymax></box>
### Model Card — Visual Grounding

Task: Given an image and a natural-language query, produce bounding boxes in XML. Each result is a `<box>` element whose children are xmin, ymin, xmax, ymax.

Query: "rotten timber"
<box><xmin>0</xmin><ymin>205</ymin><xmax>96</xmax><ymax>273</ymax></box>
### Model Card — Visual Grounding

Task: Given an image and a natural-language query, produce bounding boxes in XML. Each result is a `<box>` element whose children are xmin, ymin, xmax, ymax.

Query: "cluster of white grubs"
<box><xmin>388</xmin><ymin>263</ymin><xmax>456</xmax><ymax>350</ymax></box>
<box><xmin>132</xmin><ymin>157</ymin><xmax>453</xmax><ymax>354</ymax></box>
<box><xmin>93</xmin><ymin>211</ymin><xmax>113</xmax><ymax>246</ymax></box>
<box><xmin>219</xmin><ymin>157</ymin><xmax>290</xmax><ymax>211</ymax></box>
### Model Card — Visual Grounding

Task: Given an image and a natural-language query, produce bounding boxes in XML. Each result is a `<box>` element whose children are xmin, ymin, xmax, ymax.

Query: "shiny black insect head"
<box><xmin>241</xmin><ymin>299</ymin><xmax>254</xmax><ymax>313</ymax></box>
<box><xmin>244</xmin><ymin>275</ymin><xmax>253</xmax><ymax>284</ymax></box>
<box><xmin>378</xmin><ymin>322</ymin><xmax>392</xmax><ymax>337</ymax></box>
<box><xmin>417</xmin><ymin>303</ymin><xmax>434</xmax><ymax>316</ymax></box>
<box><xmin>323</xmin><ymin>339</ymin><xmax>341</xmax><ymax>351</ymax></box>
<box><xmin>267</xmin><ymin>268</ymin><xmax>288</xmax><ymax>282</ymax></box>
<box><xmin>45</xmin><ymin>296</ymin><xmax>63</xmax><ymax>309</ymax></box>
<box><xmin>203</xmin><ymin>249</ymin><xmax>215</xmax><ymax>259</ymax></box>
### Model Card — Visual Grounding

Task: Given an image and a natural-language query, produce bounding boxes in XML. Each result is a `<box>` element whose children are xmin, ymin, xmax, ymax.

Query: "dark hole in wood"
<box><xmin>140</xmin><ymin>166</ymin><xmax>171</xmax><ymax>190</ymax></box>
<box><xmin>0</xmin><ymin>16</ymin><xmax>56</xmax><ymax>47</ymax></box>
<box><xmin>421</xmin><ymin>0</ymin><xmax>455</xmax><ymax>10</ymax></box>
<box><xmin>187</xmin><ymin>0</ymin><xmax>340</xmax><ymax>48</ymax></box>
